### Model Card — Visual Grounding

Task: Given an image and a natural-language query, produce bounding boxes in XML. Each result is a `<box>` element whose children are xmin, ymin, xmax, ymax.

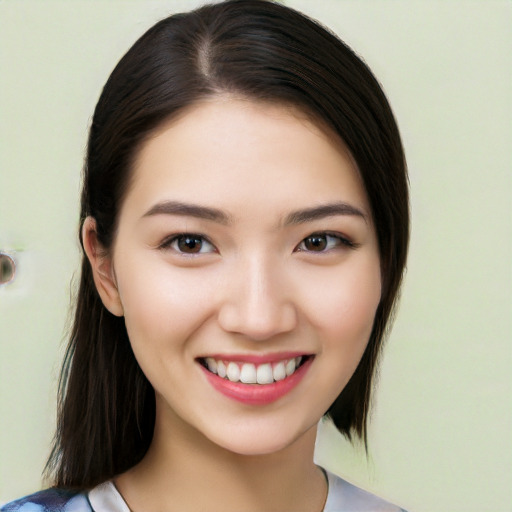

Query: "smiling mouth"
<box><xmin>198</xmin><ymin>355</ymin><xmax>311</xmax><ymax>385</ymax></box>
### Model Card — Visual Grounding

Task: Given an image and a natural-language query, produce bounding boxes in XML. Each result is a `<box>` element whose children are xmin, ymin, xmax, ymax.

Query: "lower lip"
<box><xmin>200</xmin><ymin>357</ymin><xmax>313</xmax><ymax>406</ymax></box>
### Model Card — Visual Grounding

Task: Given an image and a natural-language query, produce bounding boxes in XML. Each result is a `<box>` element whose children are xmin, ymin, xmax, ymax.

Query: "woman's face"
<box><xmin>105</xmin><ymin>98</ymin><xmax>381</xmax><ymax>455</ymax></box>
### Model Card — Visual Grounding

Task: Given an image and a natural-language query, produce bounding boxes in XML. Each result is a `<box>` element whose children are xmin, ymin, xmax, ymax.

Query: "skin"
<box><xmin>83</xmin><ymin>98</ymin><xmax>381</xmax><ymax>512</ymax></box>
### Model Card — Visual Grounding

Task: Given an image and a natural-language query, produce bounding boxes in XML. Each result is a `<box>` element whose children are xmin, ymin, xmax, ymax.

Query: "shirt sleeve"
<box><xmin>1</xmin><ymin>489</ymin><xmax>92</xmax><ymax>512</ymax></box>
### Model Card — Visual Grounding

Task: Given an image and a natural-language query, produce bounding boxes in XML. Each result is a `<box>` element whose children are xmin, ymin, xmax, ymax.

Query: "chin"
<box><xmin>221</xmin><ymin>438</ymin><xmax>290</xmax><ymax>456</ymax></box>
<box><xmin>203</xmin><ymin>418</ymin><xmax>317</xmax><ymax>457</ymax></box>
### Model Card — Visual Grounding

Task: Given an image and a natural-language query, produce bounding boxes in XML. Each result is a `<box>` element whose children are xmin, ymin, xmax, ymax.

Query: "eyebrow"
<box><xmin>142</xmin><ymin>200</ymin><xmax>231</xmax><ymax>224</ymax></box>
<box><xmin>142</xmin><ymin>200</ymin><xmax>367</xmax><ymax>226</ymax></box>
<box><xmin>283</xmin><ymin>202</ymin><xmax>368</xmax><ymax>225</ymax></box>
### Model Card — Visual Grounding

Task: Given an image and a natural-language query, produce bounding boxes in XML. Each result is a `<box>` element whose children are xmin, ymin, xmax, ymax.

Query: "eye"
<box><xmin>295</xmin><ymin>232</ymin><xmax>355</xmax><ymax>253</ymax></box>
<box><xmin>162</xmin><ymin>234</ymin><xmax>216</xmax><ymax>255</ymax></box>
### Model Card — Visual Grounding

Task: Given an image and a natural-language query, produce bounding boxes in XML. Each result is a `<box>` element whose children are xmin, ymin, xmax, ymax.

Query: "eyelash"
<box><xmin>158</xmin><ymin>233</ymin><xmax>216</xmax><ymax>255</ymax></box>
<box><xmin>294</xmin><ymin>232</ymin><xmax>358</xmax><ymax>253</ymax></box>
<box><xmin>159</xmin><ymin>231</ymin><xmax>358</xmax><ymax>256</ymax></box>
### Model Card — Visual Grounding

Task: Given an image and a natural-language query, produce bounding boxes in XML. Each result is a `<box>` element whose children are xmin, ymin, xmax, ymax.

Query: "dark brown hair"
<box><xmin>47</xmin><ymin>0</ymin><xmax>409</xmax><ymax>489</ymax></box>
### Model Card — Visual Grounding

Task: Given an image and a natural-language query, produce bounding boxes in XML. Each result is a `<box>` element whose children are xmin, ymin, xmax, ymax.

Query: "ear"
<box><xmin>82</xmin><ymin>217</ymin><xmax>124</xmax><ymax>317</ymax></box>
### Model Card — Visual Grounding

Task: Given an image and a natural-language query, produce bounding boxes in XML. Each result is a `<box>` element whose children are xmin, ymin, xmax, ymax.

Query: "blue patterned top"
<box><xmin>1</xmin><ymin>471</ymin><xmax>408</xmax><ymax>511</ymax></box>
<box><xmin>1</xmin><ymin>488</ymin><xmax>92</xmax><ymax>512</ymax></box>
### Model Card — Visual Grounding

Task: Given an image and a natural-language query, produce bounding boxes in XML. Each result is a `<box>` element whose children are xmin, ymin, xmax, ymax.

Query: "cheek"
<box><xmin>308</xmin><ymin>264</ymin><xmax>381</xmax><ymax>404</ymax></box>
<box><xmin>114</xmin><ymin>256</ymin><xmax>217</xmax><ymax>356</ymax></box>
<box><xmin>300</xmin><ymin>258</ymin><xmax>381</xmax><ymax>346</ymax></box>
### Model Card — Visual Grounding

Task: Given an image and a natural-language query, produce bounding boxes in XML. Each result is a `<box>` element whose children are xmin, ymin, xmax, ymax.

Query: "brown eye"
<box><xmin>296</xmin><ymin>232</ymin><xmax>355</xmax><ymax>253</ymax></box>
<box><xmin>303</xmin><ymin>234</ymin><xmax>328</xmax><ymax>251</ymax></box>
<box><xmin>166</xmin><ymin>234</ymin><xmax>216</xmax><ymax>254</ymax></box>
<box><xmin>177</xmin><ymin>236</ymin><xmax>203</xmax><ymax>253</ymax></box>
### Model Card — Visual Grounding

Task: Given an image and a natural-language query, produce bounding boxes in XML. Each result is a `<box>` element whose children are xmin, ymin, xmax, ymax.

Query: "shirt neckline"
<box><xmin>88</xmin><ymin>468</ymin><xmax>335</xmax><ymax>512</ymax></box>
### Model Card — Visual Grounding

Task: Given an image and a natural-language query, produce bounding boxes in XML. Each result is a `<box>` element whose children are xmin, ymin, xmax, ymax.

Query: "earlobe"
<box><xmin>82</xmin><ymin>217</ymin><xmax>124</xmax><ymax>317</ymax></box>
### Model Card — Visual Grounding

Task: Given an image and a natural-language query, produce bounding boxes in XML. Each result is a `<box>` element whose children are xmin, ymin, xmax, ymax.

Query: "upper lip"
<box><xmin>197</xmin><ymin>351</ymin><xmax>311</xmax><ymax>364</ymax></box>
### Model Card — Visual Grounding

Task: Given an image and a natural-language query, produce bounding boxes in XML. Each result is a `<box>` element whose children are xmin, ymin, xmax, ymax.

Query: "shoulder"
<box><xmin>323</xmin><ymin>469</ymin><xmax>408</xmax><ymax>512</ymax></box>
<box><xmin>1</xmin><ymin>489</ymin><xmax>92</xmax><ymax>512</ymax></box>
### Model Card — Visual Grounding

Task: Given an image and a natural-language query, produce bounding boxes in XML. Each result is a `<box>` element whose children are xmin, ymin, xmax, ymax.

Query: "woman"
<box><xmin>2</xmin><ymin>1</ymin><xmax>409</xmax><ymax>510</ymax></box>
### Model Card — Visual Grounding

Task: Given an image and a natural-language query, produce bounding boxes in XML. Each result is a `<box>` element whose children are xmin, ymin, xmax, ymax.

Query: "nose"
<box><xmin>217</xmin><ymin>255</ymin><xmax>298</xmax><ymax>341</ymax></box>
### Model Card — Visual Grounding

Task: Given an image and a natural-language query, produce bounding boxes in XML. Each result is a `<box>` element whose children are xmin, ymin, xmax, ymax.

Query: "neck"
<box><xmin>115</xmin><ymin>403</ymin><xmax>327</xmax><ymax>512</ymax></box>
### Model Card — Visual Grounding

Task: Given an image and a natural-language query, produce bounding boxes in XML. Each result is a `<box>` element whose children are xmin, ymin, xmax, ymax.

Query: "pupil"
<box><xmin>178</xmin><ymin>236</ymin><xmax>201</xmax><ymax>253</ymax></box>
<box><xmin>305</xmin><ymin>235</ymin><xmax>327</xmax><ymax>251</ymax></box>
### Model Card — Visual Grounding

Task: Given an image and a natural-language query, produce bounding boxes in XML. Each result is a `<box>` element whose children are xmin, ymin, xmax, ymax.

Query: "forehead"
<box><xmin>121</xmin><ymin>98</ymin><xmax>370</xmax><ymax>222</ymax></box>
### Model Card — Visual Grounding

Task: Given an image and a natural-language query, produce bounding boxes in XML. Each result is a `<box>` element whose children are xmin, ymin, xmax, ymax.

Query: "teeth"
<box><xmin>285</xmin><ymin>358</ymin><xmax>296</xmax><ymax>376</ymax></box>
<box><xmin>206</xmin><ymin>357</ymin><xmax>217</xmax><ymax>373</ymax></box>
<box><xmin>226</xmin><ymin>362</ymin><xmax>240</xmax><ymax>382</ymax></box>
<box><xmin>240</xmin><ymin>363</ymin><xmax>257</xmax><ymax>384</ymax></box>
<box><xmin>217</xmin><ymin>360</ymin><xmax>227</xmax><ymax>378</ymax></box>
<box><xmin>203</xmin><ymin>356</ymin><xmax>306</xmax><ymax>384</ymax></box>
<box><xmin>256</xmin><ymin>363</ymin><xmax>274</xmax><ymax>384</ymax></box>
<box><xmin>272</xmin><ymin>361</ymin><xmax>286</xmax><ymax>381</ymax></box>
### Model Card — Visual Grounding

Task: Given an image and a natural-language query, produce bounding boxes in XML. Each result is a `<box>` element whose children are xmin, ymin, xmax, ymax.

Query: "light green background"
<box><xmin>1</xmin><ymin>1</ymin><xmax>511</xmax><ymax>510</ymax></box>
